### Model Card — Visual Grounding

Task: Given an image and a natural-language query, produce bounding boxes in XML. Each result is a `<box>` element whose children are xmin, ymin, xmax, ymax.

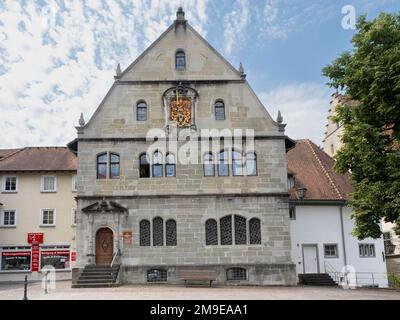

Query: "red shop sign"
<box><xmin>31</xmin><ymin>244</ymin><xmax>40</xmax><ymax>272</ymax></box>
<box><xmin>2</xmin><ymin>251</ymin><xmax>31</xmax><ymax>257</ymax></box>
<box><xmin>27</xmin><ymin>233</ymin><xmax>44</xmax><ymax>244</ymax></box>
<box><xmin>41</xmin><ymin>251</ymin><xmax>70</xmax><ymax>256</ymax></box>
<box><xmin>71</xmin><ymin>252</ymin><xmax>76</xmax><ymax>262</ymax></box>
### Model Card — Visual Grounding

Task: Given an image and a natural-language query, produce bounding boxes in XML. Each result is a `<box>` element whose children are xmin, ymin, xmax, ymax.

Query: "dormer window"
<box><xmin>175</xmin><ymin>50</ymin><xmax>185</xmax><ymax>70</ymax></box>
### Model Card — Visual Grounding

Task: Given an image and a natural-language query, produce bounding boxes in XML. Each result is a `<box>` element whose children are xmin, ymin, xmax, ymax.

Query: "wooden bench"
<box><xmin>179</xmin><ymin>270</ymin><xmax>218</xmax><ymax>287</ymax></box>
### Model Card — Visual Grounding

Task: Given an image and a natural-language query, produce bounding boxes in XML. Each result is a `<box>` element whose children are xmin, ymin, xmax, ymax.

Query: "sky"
<box><xmin>0</xmin><ymin>0</ymin><xmax>399</xmax><ymax>149</ymax></box>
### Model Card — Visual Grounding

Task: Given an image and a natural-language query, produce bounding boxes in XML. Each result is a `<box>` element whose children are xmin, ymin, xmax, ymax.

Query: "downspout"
<box><xmin>339</xmin><ymin>204</ymin><xmax>348</xmax><ymax>266</ymax></box>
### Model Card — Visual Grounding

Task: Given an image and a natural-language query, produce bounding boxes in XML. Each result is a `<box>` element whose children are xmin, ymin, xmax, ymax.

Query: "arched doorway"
<box><xmin>95</xmin><ymin>228</ymin><xmax>113</xmax><ymax>265</ymax></box>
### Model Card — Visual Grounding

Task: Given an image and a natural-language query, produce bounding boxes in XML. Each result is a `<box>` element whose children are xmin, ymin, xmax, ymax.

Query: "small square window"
<box><xmin>147</xmin><ymin>269</ymin><xmax>167</xmax><ymax>282</ymax></box>
<box><xmin>3</xmin><ymin>176</ymin><xmax>17</xmax><ymax>192</ymax></box>
<box><xmin>324</xmin><ymin>244</ymin><xmax>338</xmax><ymax>258</ymax></box>
<box><xmin>1</xmin><ymin>210</ymin><xmax>16</xmax><ymax>227</ymax></box>
<box><xmin>41</xmin><ymin>209</ymin><xmax>55</xmax><ymax>226</ymax></box>
<box><xmin>359</xmin><ymin>244</ymin><xmax>375</xmax><ymax>257</ymax></box>
<box><xmin>42</xmin><ymin>176</ymin><xmax>56</xmax><ymax>192</ymax></box>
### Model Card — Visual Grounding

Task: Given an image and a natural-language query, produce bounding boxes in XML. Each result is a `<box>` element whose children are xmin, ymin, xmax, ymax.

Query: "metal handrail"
<box><xmin>110</xmin><ymin>249</ymin><xmax>120</xmax><ymax>268</ymax></box>
<box><xmin>323</xmin><ymin>260</ymin><xmax>339</xmax><ymax>283</ymax></box>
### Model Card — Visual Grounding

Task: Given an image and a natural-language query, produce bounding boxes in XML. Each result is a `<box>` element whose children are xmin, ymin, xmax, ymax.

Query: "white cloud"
<box><xmin>0</xmin><ymin>0</ymin><xmax>209</xmax><ymax>148</ymax></box>
<box><xmin>223</xmin><ymin>0</ymin><xmax>250</xmax><ymax>55</ymax></box>
<box><xmin>259</xmin><ymin>82</ymin><xmax>333</xmax><ymax>145</ymax></box>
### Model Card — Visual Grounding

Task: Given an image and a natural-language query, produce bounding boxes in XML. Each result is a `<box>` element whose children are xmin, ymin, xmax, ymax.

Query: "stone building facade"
<box><xmin>71</xmin><ymin>8</ymin><xmax>296</xmax><ymax>286</ymax></box>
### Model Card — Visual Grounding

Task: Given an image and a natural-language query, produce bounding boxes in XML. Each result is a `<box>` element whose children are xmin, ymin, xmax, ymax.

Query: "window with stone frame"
<box><xmin>97</xmin><ymin>153</ymin><xmax>107</xmax><ymax>179</ymax></box>
<box><xmin>137</xmin><ymin>101</ymin><xmax>148</xmax><ymax>121</ymax></box>
<box><xmin>165</xmin><ymin>153</ymin><xmax>176</xmax><ymax>177</ymax></box>
<box><xmin>166</xmin><ymin>219</ymin><xmax>177</xmax><ymax>246</ymax></box>
<box><xmin>226</xmin><ymin>267</ymin><xmax>247</xmax><ymax>281</ymax></box>
<box><xmin>153</xmin><ymin>217</ymin><xmax>164</xmax><ymax>246</ymax></box>
<box><xmin>175</xmin><ymin>50</ymin><xmax>185</xmax><ymax>70</ymax></box>
<box><xmin>249</xmin><ymin>218</ymin><xmax>261</xmax><ymax>244</ymax></box>
<box><xmin>214</xmin><ymin>100</ymin><xmax>225</xmax><ymax>120</ymax></box>
<box><xmin>205</xmin><ymin>219</ymin><xmax>218</xmax><ymax>246</ymax></box>
<box><xmin>109</xmin><ymin>153</ymin><xmax>120</xmax><ymax>179</ymax></box>
<box><xmin>232</xmin><ymin>150</ymin><xmax>244</xmax><ymax>176</ymax></box>
<box><xmin>234</xmin><ymin>215</ymin><xmax>247</xmax><ymax>245</ymax></box>
<box><xmin>139</xmin><ymin>153</ymin><xmax>150</xmax><ymax>178</ymax></box>
<box><xmin>218</xmin><ymin>150</ymin><xmax>229</xmax><ymax>176</ymax></box>
<box><xmin>152</xmin><ymin>151</ymin><xmax>163</xmax><ymax>178</ymax></box>
<box><xmin>220</xmin><ymin>215</ymin><xmax>232</xmax><ymax>245</ymax></box>
<box><xmin>246</xmin><ymin>152</ymin><xmax>257</xmax><ymax>176</ymax></box>
<box><xmin>140</xmin><ymin>220</ymin><xmax>151</xmax><ymax>246</ymax></box>
<box><xmin>203</xmin><ymin>153</ymin><xmax>215</xmax><ymax>176</ymax></box>
<box><xmin>147</xmin><ymin>269</ymin><xmax>167</xmax><ymax>282</ymax></box>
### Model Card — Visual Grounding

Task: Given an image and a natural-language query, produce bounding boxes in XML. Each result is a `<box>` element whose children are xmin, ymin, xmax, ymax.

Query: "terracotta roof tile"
<box><xmin>0</xmin><ymin>147</ymin><xmax>77</xmax><ymax>172</ymax></box>
<box><xmin>287</xmin><ymin>139</ymin><xmax>353</xmax><ymax>200</ymax></box>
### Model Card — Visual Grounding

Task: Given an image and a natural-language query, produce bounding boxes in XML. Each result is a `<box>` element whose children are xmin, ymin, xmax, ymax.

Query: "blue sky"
<box><xmin>0</xmin><ymin>0</ymin><xmax>399</xmax><ymax>148</ymax></box>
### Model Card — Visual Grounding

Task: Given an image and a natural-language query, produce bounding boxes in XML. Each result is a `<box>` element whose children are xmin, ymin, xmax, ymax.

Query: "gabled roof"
<box><xmin>0</xmin><ymin>147</ymin><xmax>77</xmax><ymax>172</ymax></box>
<box><xmin>0</xmin><ymin>149</ymin><xmax>23</xmax><ymax>160</ymax></box>
<box><xmin>287</xmin><ymin>139</ymin><xmax>353</xmax><ymax>201</ymax></box>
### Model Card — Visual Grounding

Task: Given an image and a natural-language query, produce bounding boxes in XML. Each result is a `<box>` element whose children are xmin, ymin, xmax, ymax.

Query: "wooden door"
<box><xmin>95</xmin><ymin>228</ymin><xmax>113</xmax><ymax>265</ymax></box>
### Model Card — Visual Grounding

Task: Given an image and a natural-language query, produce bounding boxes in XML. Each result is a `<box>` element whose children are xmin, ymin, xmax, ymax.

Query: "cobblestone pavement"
<box><xmin>0</xmin><ymin>281</ymin><xmax>399</xmax><ymax>300</ymax></box>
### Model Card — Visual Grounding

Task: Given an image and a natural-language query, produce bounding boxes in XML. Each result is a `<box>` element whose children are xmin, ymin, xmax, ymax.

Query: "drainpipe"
<box><xmin>339</xmin><ymin>205</ymin><xmax>348</xmax><ymax>266</ymax></box>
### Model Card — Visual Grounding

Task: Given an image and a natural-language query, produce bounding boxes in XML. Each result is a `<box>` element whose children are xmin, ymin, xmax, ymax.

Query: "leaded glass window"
<box><xmin>165</xmin><ymin>153</ymin><xmax>176</xmax><ymax>177</ymax></box>
<box><xmin>140</xmin><ymin>220</ymin><xmax>150</xmax><ymax>246</ymax></box>
<box><xmin>137</xmin><ymin>101</ymin><xmax>147</xmax><ymax>121</ymax></box>
<box><xmin>232</xmin><ymin>150</ymin><xmax>243</xmax><ymax>176</ymax></box>
<box><xmin>215</xmin><ymin>101</ymin><xmax>225</xmax><ymax>120</ymax></box>
<box><xmin>249</xmin><ymin>218</ymin><xmax>261</xmax><ymax>245</ymax></box>
<box><xmin>246</xmin><ymin>152</ymin><xmax>257</xmax><ymax>176</ymax></box>
<box><xmin>176</xmin><ymin>50</ymin><xmax>185</xmax><ymax>70</ymax></box>
<box><xmin>226</xmin><ymin>267</ymin><xmax>247</xmax><ymax>281</ymax></box>
<box><xmin>139</xmin><ymin>153</ymin><xmax>150</xmax><ymax>178</ymax></box>
<box><xmin>203</xmin><ymin>153</ymin><xmax>214</xmax><ymax>177</ymax></box>
<box><xmin>218</xmin><ymin>150</ymin><xmax>229</xmax><ymax>176</ymax></box>
<box><xmin>205</xmin><ymin>219</ymin><xmax>218</xmax><ymax>245</ymax></box>
<box><xmin>166</xmin><ymin>219</ymin><xmax>177</xmax><ymax>246</ymax></box>
<box><xmin>109</xmin><ymin>153</ymin><xmax>120</xmax><ymax>179</ymax></box>
<box><xmin>234</xmin><ymin>215</ymin><xmax>247</xmax><ymax>245</ymax></box>
<box><xmin>147</xmin><ymin>269</ymin><xmax>167</xmax><ymax>282</ymax></box>
<box><xmin>97</xmin><ymin>153</ymin><xmax>107</xmax><ymax>179</ymax></box>
<box><xmin>153</xmin><ymin>217</ymin><xmax>164</xmax><ymax>246</ymax></box>
<box><xmin>152</xmin><ymin>151</ymin><xmax>163</xmax><ymax>178</ymax></box>
<box><xmin>220</xmin><ymin>215</ymin><xmax>232</xmax><ymax>245</ymax></box>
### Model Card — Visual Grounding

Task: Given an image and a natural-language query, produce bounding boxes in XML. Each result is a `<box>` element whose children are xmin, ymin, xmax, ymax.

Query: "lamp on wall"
<box><xmin>296</xmin><ymin>187</ymin><xmax>307</xmax><ymax>200</ymax></box>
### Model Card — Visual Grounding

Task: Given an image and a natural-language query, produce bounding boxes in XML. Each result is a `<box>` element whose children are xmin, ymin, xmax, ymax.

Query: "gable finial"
<box><xmin>175</xmin><ymin>7</ymin><xmax>187</xmax><ymax>30</ymax></box>
<box><xmin>79</xmin><ymin>112</ymin><xmax>85</xmax><ymax>127</ymax></box>
<box><xmin>277</xmin><ymin>110</ymin><xmax>283</xmax><ymax>124</ymax></box>
<box><xmin>239</xmin><ymin>62</ymin><xmax>246</xmax><ymax>79</ymax></box>
<box><xmin>114</xmin><ymin>63</ymin><xmax>122</xmax><ymax>79</ymax></box>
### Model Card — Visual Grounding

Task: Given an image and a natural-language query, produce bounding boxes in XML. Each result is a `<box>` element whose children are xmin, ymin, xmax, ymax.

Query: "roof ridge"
<box><xmin>0</xmin><ymin>147</ymin><xmax>26</xmax><ymax>162</ymax></box>
<box><xmin>305</xmin><ymin>139</ymin><xmax>343</xmax><ymax>199</ymax></box>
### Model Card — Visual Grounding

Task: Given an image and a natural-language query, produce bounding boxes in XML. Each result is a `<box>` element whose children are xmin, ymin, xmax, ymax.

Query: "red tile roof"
<box><xmin>0</xmin><ymin>147</ymin><xmax>77</xmax><ymax>172</ymax></box>
<box><xmin>287</xmin><ymin>139</ymin><xmax>353</xmax><ymax>201</ymax></box>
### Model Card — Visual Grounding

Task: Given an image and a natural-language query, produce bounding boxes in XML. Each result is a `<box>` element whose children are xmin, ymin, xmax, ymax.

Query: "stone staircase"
<box><xmin>72</xmin><ymin>265</ymin><xmax>120</xmax><ymax>288</ymax></box>
<box><xmin>299</xmin><ymin>273</ymin><xmax>337</xmax><ymax>286</ymax></box>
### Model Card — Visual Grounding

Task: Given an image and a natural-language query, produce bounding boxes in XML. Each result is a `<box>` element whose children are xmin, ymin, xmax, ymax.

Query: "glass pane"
<box><xmin>166</xmin><ymin>164</ymin><xmax>175</xmax><ymax>177</ymax></box>
<box><xmin>166</xmin><ymin>154</ymin><xmax>175</xmax><ymax>164</ymax></box>
<box><xmin>234</xmin><ymin>215</ymin><xmax>247</xmax><ymax>245</ymax></box>
<box><xmin>215</xmin><ymin>105</ymin><xmax>225</xmax><ymax>120</ymax></box>
<box><xmin>220</xmin><ymin>216</ymin><xmax>232</xmax><ymax>245</ymax></box>
<box><xmin>233</xmin><ymin>160</ymin><xmax>243</xmax><ymax>176</ymax></box>
<box><xmin>97</xmin><ymin>164</ymin><xmax>107</xmax><ymax>179</ymax></box>
<box><xmin>246</xmin><ymin>159</ymin><xmax>257</xmax><ymax>176</ymax></box>
<box><xmin>110</xmin><ymin>164</ymin><xmax>120</xmax><ymax>179</ymax></box>
<box><xmin>204</xmin><ymin>163</ymin><xmax>214</xmax><ymax>176</ymax></box>
<box><xmin>218</xmin><ymin>163</ymin><xmax>229</xmax><ymax>176</ymax></box>
<box><xmin>6</xmin><ymin>177</ymin><xmax>16</xmax><ymax>191</ymax></box>
<box><xmin>205</xmin><ymin>219</ymin><xmax>218</xmax><ymax>245</ymax></box>
<box><xmin>98</xmin><ymin>154</ymin><xmax>107</xmax><ymax>163</ymax></box>
<box><xmin>140</xmin><ymin>154</ymin><xmax>149</xmax><ymax>164</ymax></box>
<box><xmin>166</xmin><ymin>220</ymin><xmax>177</xmax><ymax>246</ymax></box>
<box><xmin>249</xmin><ymin>218</ymin><xmax>261</xmax><ymax>244</ymax></box>
<box><xmin>140</xmin><ymin>220</ymin><xmax>151</xmax><ymax>246</ymax></box>
<box><xmin>43</xmin><ymin>177</ymin><xmax>55</xmax><ymax>191</ymax></box>
<box><xmin>140</xmin><ymin>164</ymin><xmax>150</xmax><ymax>178</ymax></box>
<box><xmin>110</xmin><ymin>154</ymin><xmax>119</xmax><ymax>163</ymax></box>
<box><xmin>153</xmin><ymin>164</ymin><xmax>163</xmax><ymax>177</ymax></box>
<box><xmin>176</xmin><ymin>52</ymin><xmax>185</xmax><ymax>69</ymax></box>
<box><xmin>147</xmin><ymin>269</ymin><xmax>167</xmax><ymax>282</ymax></box>
<box><xmin>1</xmin><ymin>252</ymin><xmax>31</xmax><ymax>271</ymax></box>
<box><xmin>137</xmin><ymin>106</ymin><xmax>147</xmax><ymax>121</ymax></box>
<box><xmin>153</xmin><ymin>217</ymin><xmax>164</xmax><ymax>246</ymax></box>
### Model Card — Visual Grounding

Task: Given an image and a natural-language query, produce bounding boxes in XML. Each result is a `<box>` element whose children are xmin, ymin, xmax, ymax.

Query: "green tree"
<box><xmin>323</xmin><ymin>13</ymin><xmax>400</xmax><ymax>239</ymax></box>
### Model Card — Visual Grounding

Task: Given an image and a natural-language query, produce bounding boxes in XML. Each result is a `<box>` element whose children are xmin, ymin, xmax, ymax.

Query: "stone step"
<box><xmin>72</xmin><ymin>283</ymin><xmax>120</xmax><ymax>288</ymax></box>
<box><xmin>77</xmin><ymin>279</ymin><xmax>115</xmax><ymax>284</ymax></box>
<box><xmin>79</xmin><ymin>275</ymin><xmax>116</xmax><ymax>280</ymax></box>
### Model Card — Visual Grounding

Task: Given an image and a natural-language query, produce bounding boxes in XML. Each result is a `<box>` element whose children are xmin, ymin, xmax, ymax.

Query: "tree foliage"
<box><xmin>323</xmin><ymin>13</ymin><xmax>400</xmax><ymax>239</ymax></box>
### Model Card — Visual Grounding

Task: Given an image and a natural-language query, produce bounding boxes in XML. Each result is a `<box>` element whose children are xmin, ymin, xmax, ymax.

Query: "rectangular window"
<box><xmin>40</xmin><ymin>246</ymin><xmax>70</xmax><ymax>270</ymax></box>
<box><xmin>41</xmin><ymin>209</ymin><xmax>55</xmax><ymax>226</ymax></box>
<box><xmin>137</xmin><ymin>106</ymin><xmax>147</xmax><ymax>121</ymax></box>
<box><xmin>41</xmin><ymin>176</ymin><xmax>56</xmax><ymax>192</ymax></box>
<box><xmin>324</xmin><ymin>244</ymin><xmax>338</xmax><ymax>258</ymax></box>
<box><xmin>2</xmin><ymin>176</ymin><xmax>17</xmax><ymax>192</ymax></box>
<box><xmin>1</xmin><ymin>249</ymin><xmax>31</xmax><ymax>271</ymax></box>
<box><xmin>1</xmin><ymin>210</ymin><xmax>16</xmax><ymax>227</ymax></box>
<box><xmin>215</xmin><ymin>105</ymin><xmax>225</xmax><ymax>120</ymax></box>
<box><xmin>147</xmin><ymin>269</ymin><xmax>167</xmax><ymax>282</ymax></box>
<box><xmin>72</xmin><ymin>175</ymin><xmax>77</xmax><ymax>192</ymax></box>
<box><xmin>359</xmin><ymin>244</ymin><xmax>375</xmax><ymax>257</ymax></box>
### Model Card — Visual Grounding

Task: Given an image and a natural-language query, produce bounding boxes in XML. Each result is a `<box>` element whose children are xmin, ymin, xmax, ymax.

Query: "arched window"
<box><xmin>153</xmin><ymin>217</ymin><xmax>164</xmax><ymax>246</ymax></box>
<box><xmin>232</xmin><ymin>150</ymin><xmax>243</xmax><ymax>176</ymax></box>
<box><xmin>140</xmin><ymin>220</ymin><xmax>151</xmax><ymax>246</ymax></box>
<box><xmin>249</xmin><ymin>218</ymin><xmax>261</xmax><ymax>244</ymax></box>
<box><xmin>203</xmin><ymin>153</ymin><xmax>214</xmax><ymax>177</ymax></box>
<box><xmin>97</xmin><ymin>153</ymin><xmax>107</xmax><ymax>179</ymax></box>
<box><xmin>226</xmin><ymin>267</ymin><xmax>247</xmax><ymax>281</ymax></box>
<box><xmin>220</xmin><ymin>215</ymin><xmax>232</xmax><ymax>245</ymax></box>
<box><xmin>139</xmin><ymin>153</ymin><xmax>150</xmax><ymax>178</ymax></box>
<box><xmin>218</xmin><ymin>150</ymin><xmax>229</xmax><ymax>176</ymax></box>
<box><xmin>165</xmin><ymin>153</ymin><xmax>176</xmax><ymax>177</ymax></box>
<box><xmin>175</xmin><ymin>50</ymin><xmax>185</xmax><ymax>70</ymax></box>
<box><xmin>234</xmin><ymin>215</ymin><xmax>247</xmax><ymax>245</ymax></box>
<box><xmin>214</xmin><ymin>101</ymin><xmax>225</xmax><ymax>120</ymax></box>
<box><xmin>166</xmin><ymin>219</ymin><xmax>177</xmax><ymax>246</ymax></box>
<box><xmin>246</xmin><ymin>152</ymin><xmax>257</xmax><ymax>176</ymax></box>
<box><xmin>205</xmin><ymin>219</ymin><xmax>218</xmax><ymax>245</ymax></box>
<box><xmin>109</xmin><ymin>153</ymin><xmax>120</xmax><ymax>179</ymax></box>
<box><xmin>137</xmin><ymin>101</ymin><xmax>147</xmax><ymax>121</ymax></box>
<box><xmin>152</xmin><ymin>151</ymin><xmax>163</xmax><ymax>177</ymax></box>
